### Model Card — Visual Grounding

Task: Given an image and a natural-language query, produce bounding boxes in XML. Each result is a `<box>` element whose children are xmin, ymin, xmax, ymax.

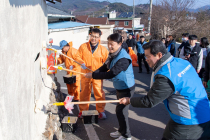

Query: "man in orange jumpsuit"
<box><xmin>78</xmin><ymin>28</ymin><xmax>109</xmax><ymax>119</ymax></box>
<box><xmin>57</xmin><ymin>40</ymin><xmax>86</xmax><ymax>101</ymax></box>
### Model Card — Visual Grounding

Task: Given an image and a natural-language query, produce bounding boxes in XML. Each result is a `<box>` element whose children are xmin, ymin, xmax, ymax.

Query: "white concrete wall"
<box><xmin>48</xmin><ymin>28</ymin><xmax>90</xmax><ymax>50</ymax></box>
<box><xmin>134</xmin><ymin>18</ymin><xmax>141</xmax><ymax>27</ymax></box>
<box><xmin>0</xmin><ymin>0</ymin><xmax>52</xmax><ymax>140</ymax></box>
<box><xmin>109</xmin><ymin>12</ymin><xmax>116</xmax><ymax>18</ymax></box>
<box><xmin>100</xmin><ymin>25</ymin><xmax>114</xmax><ymax>43</ymax></box>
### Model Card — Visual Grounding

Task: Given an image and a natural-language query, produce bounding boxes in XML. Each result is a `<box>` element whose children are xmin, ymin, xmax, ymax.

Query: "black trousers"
<box><xmin>116</xmin><ymin>86</ymin><xmax>135</xmax><ymax>138</ymax></box>
<box><xmin>162</xmin><ymin>119</ymin><xmax>210</xmax><ymax>140</ymax></box>
<box><xmin>137</xmin><ymin>53</ymin><xmax>149</xmax><ymax>72</ymax></box>
<box><xmin>198</xmin><ymin>68</ymin><xmax>205</xmax><ymax>79</ymax></box>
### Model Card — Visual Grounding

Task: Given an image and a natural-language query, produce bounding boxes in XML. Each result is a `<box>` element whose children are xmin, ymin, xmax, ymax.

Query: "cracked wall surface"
<box><xmin>0</xmin><ymin>0</ymin><xmax>56</xmax><ymax>139</ymax></box>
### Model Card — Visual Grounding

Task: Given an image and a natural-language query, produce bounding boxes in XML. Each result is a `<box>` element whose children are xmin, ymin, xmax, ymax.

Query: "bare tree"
<box><xmin>148</xmin><ymin>0</ymin><xmax>196</xmax><ymax>40</ymax></box>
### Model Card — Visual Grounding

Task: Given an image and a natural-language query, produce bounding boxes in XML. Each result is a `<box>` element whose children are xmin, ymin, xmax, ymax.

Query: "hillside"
<box><xmin>88</xmin><ymin>2</ymin><xmax>146</xmax><ymax>18</ymax></box>
<box><xmin>47</xmin><ymin>0</ymin><xmax>110</xmax><ymax>15</ymax></box>
<box><xmin>108</xmin><ymin>3</ymin><xmax>145</xmax><ymax>15</ymax></box>
<box><xmin>47</xmin><ymin>1</ymin><xmax>147</xmax><ymax>17</ymax></box>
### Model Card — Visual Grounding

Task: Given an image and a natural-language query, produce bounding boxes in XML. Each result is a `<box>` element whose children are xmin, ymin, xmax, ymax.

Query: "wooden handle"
<box><xmin>72</xmin><ymin>100</ymin><xmax>120</xmax><ymax>105</ymax></box>
<box><xmin>49</xmin><ymin>48</ymin><xmax>93</xmax><ymax>72</ymax></box>
<box><xmin>52</xmin><ymin>100</ymin><xmax>120</xmax><ymax>106</ymax></box>
<box><xmin>62</xmin><ymin>68</ymin><xmax>86</xmax><ymax>75</ymax></box>
<box><xmin>60</xmin><ymin>53</ymin><xmax>93</xmax><ymax>72</ymax></box>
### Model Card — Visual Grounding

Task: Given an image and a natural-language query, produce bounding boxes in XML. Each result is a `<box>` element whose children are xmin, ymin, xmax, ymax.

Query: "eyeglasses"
<box><xmin>90</xmin><ymin>35</ymin><xmax>100</xmax><ymax>39</ymax></box>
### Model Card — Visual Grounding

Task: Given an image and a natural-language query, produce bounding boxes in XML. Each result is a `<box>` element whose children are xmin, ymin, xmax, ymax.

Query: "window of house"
<box><xmin>115</xmin><ymin>21</ymin><xmax>119</xmax><ymax>26</ymax></box>
<box><xmin>124</xmin><ymin>21</ymin><xmax>129</xmax><ymax>26</ymax></box>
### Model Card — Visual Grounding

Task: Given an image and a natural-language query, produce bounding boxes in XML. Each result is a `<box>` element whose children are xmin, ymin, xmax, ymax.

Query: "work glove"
<box><xmin>70</xmin><ymin>65</ymin><xmax>73</xmax><ymax>70</ymax></box>
<box><xmin>81</xmin><ymin>63</ymin><xmax>87</xmax><ymax>70</ymax></box>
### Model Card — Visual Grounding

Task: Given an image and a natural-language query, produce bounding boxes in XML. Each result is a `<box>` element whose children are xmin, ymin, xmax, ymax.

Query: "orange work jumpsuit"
<box><xmin>78</xmin><ymin>41</ymin><xmax>109</xmax><ymax>113</ymax></box>
<box><xmin>136</xmin><ymin>34</ymin><xmax>140</xmax><ymax>41</ymax></box>
<box><xmin>57</xmin><ymin>42</ymin><xmax>84</xmax><ymax>100</ymax></box>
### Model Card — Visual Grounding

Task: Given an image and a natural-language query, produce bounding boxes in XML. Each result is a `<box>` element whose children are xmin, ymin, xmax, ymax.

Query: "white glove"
<box><xmin>70</xmin><ymin>65</ymin><xmax>73</xmax><ymax>70</ymax></box>
<box><xmin>81</xmin><ymin>63</ymin><xmax>87</xmax><ymax>70</ymax></box>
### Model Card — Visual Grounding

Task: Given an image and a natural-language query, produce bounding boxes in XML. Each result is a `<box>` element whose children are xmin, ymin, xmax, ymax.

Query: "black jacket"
<box><xmin>122</xmin><ymin>42</ymin><xmax>129</xmax><ymax>53</ymax></box>
<box><xmin>130</xmin><ymin>52</ymin><xmax>175</xmax><ymax>108</ymax></box>
<box><xmin>184</xmin><ymin>44</ymin><xmax>201</xmax><ymax>70</ymax></box>
<box><xmin>126</xmin><ymin>39</ymin><xmax>136</xmax><ymax>50</ymax></box>
<box><xmin>203</xmin><ymin>52</ymin><xmax>210</xmax><ymax>82</ymax></box>
<box><xmin>178</xmin><ymin>40</ymin><xmax>190</xmax><ymax>50</ymax></box>
<box><xmin>166</xmin><ymin>40</ymin><xmax>176</xmax><ymax>56</ymax></box>
<box><xmin>92</xmin><ymin>48</ymin><xmax>131</xmax><ymax>79</ymax></box>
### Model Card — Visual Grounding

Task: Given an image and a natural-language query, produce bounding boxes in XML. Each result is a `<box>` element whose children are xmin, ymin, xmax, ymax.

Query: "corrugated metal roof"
<box><xmin>47</xmin><ymin>5</ymin><xmax>74</xmax><ymax>17</ymax></box>
<box><xmin>48</xmin><ymin>21</ymin><xmax>91</xmax><ymax>29</ymax></box>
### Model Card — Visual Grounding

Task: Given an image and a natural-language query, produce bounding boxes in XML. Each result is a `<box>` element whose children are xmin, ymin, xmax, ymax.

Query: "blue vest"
<box><xmin>137</xmin><ymin>41</ymin><xmax>147</xmax><ymax>54</ymax></box>
<box><xmin>154</xmin><ymin>56</ymin><xmax>210</xmax><ymax>125</ymax></box>
<box><xmin>167</xmin><ymin>42</ymin><xmax>176</xmax><ymax>56</ymax></box>
<box><xmin>110</xmin><ymin>49</ymin><xmax>135</xmax><ymax>90</ymax></box>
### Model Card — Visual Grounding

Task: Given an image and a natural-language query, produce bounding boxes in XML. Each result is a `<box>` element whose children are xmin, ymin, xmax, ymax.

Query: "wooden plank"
<box><xmin>82</xmin><ymin>110</ymin><xmax>99</xmax><ymax>116</ymax></box>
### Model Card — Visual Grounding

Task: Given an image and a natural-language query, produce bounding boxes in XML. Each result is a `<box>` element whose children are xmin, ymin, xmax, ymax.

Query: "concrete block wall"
<box><xmin>0</xmin><ymin>0</ymin><xmax>54</xmax><ymax>139</ymax></box>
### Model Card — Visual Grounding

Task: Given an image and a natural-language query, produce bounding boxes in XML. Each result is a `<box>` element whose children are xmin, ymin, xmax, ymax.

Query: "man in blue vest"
<box><xmin>120</xmin><ymin>40</ymin><xmax>210</xmax><ymax>139</ymax></box>
<box><xmin>136</xmin><ymin>36</ymin><xmax>150</xmax><ymax>74</ymax></box>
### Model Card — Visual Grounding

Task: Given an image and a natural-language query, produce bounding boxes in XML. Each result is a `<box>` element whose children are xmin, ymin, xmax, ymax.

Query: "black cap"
<box><xmin>182</xmin><ymin>33</ymin><xmax>189</xmax><ymax>37</ymax></box>
<box><xmin>140</xmin><ymin>36</ymin><xmax>145</xmax><ymax>38</ymax></box>
<box><xmin>189</xmin><ymin>35</ymin><xmax>197</xmax><ymax>40</ymax></box>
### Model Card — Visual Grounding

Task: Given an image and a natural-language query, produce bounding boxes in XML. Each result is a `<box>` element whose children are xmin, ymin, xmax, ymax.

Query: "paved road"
<box><xmin>55</xmin><ymin>66</ymin><xmax>170</xmax><ymax>140</ymax></box>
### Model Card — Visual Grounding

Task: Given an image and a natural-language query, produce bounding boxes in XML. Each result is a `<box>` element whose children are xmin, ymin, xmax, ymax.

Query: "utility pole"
<box><xmin>132</xmin><ymin>0</ymin><xmax>135</xmax><ymax>34</ymax></box>
<box><xmin>148</xmin><ymin>0</ymin><xmax>153</xmax><ymax>33</ymax></box>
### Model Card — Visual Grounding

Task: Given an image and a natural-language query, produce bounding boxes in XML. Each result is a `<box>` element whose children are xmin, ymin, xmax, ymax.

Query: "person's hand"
<box><xmin>70</xmin><ymin>65</ymin><xmax>73</xmax><ymax>70</ymax></box>
<box><xmin>185</xmin><ymin>54</ymin><xmax>190</xmax><ymax>59</ymax></box>
<box><xmin>85</xmin><ymin>73</ymin><xmax>92</xmax><ymax>79</ymax></box>
<box><xmin>81</xmin><ymin>63</ymin><xmax>87</xmax><ymax>70</ymax></box>
<box><xmin>119</xmin><ymin>97</ymin><xmax>130</xmax><ymax>105</ymax></box>
<box><xmin>203</xmin><ymin>81</ymin><xmax>208</xmax><ymax>88</ymax></box>
<box><xmin>178</xmin><ymin>48</ymin><xmax>181</xmax><ymax>52</ymax></box>
<box><xmin>197</xmin><ymin>70</ymin><xmax>200</xmax><ymax>73</ymax></box>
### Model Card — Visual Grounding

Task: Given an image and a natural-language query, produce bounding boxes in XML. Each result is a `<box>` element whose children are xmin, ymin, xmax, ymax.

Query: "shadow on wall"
<box><xmin>9</xmin><ymin>0</ymin><xmax>47</xmax><ymax>17</ymax></box>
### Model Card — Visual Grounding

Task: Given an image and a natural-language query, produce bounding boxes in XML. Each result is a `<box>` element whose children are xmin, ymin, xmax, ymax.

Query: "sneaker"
<box><xmin>138</xmin><ymin>70</ymin><xmax>142</xmax><ymax>73</ymax></box>
<box><xmin>115</xmin><ymin>136</ymin><xmax>132</xmax><ymax>140</ymax></box>
<box><xmin>110</xmin><ymin>131</ymin><xmax>121</xmax><ymax>138</ymax></box>
<box><xmin>78</xmin><ymin>112</ymin><xmax>83</xmax><ymax>119</ymax></box>
<box><xmin>98</xmin><ymin>112</ymin><xmax>107</xmax><ymax>119</ymax></box>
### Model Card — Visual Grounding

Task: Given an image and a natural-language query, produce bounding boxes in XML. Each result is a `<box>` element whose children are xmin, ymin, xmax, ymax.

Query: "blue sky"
<box><xmin>96</xmin><ymin>0</ymin><xmax>210</xmax><ymax>9</ymax></box>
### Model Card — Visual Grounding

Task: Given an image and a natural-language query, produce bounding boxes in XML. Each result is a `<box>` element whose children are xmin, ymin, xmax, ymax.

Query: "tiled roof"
<box><xmin>47</xmin><ymin>5</ymin><xmax>74</xmax><ymax>17</ymax></box>
<box><xmin>76</xmin><ymin>16</ymin><xmax>108</xmax><ymax>25</ymax></box>
<box><xmin>86</xmin><ymin>17</ymin><xmax>108</xmax><ymax>25</ymax></box>
<box><xmin>76</xmin><ymin>15</ymin><xmax>89</xmax><ymax>23</ymax></box>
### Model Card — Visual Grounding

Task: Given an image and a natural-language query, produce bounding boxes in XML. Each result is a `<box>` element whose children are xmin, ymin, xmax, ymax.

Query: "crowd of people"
<box><xmin>161</xmin><ymin>33</ymin><xmax>210</xmax><ymax>85</ymax></box>
<box><xmin>56</xmin><ymin>29</ymin><xmax>210</xmax><ymax>140</ymax></box>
